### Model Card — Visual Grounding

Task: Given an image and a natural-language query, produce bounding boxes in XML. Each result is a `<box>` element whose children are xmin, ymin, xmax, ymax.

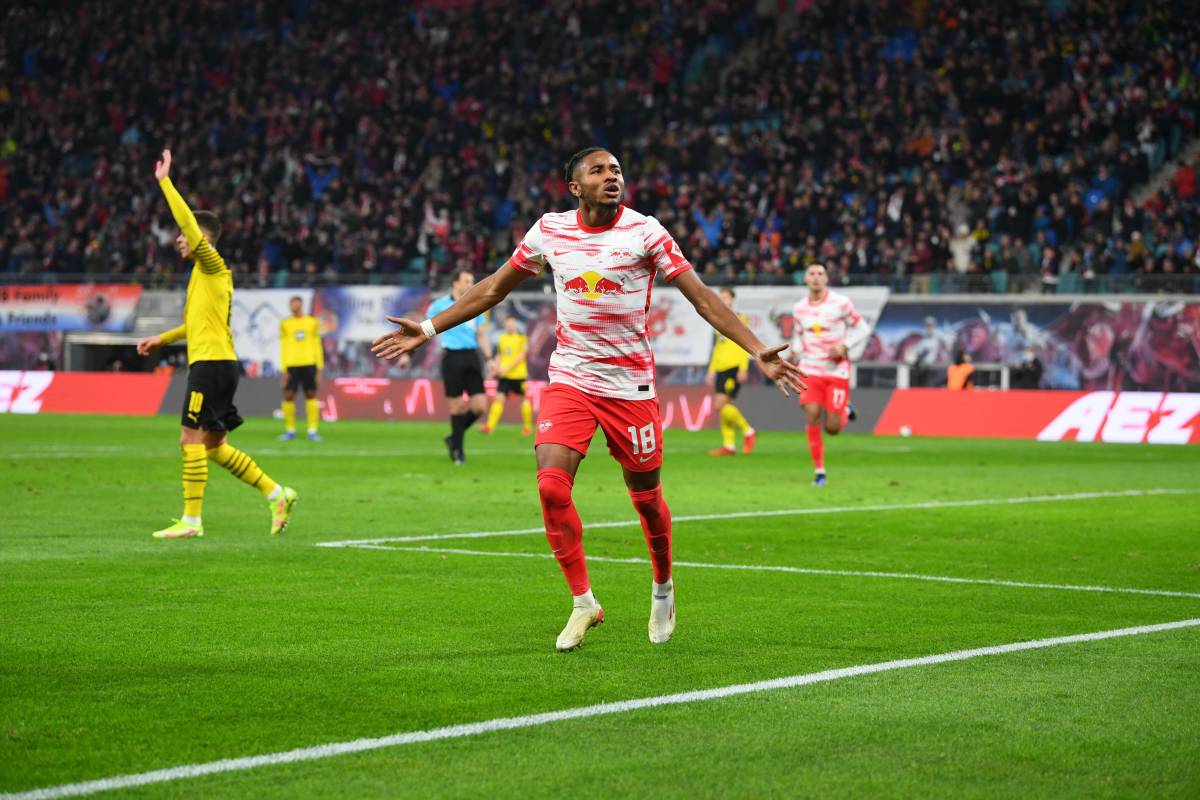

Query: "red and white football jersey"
<box><xmin>792</xmin><ymin>290</ymin><xmax>863</xmax><ymax>380</ymax></box>
<box><xmin>509</xmin><ymin>205</ymin><xmax>692</xmax><ymax>399</ymax></box>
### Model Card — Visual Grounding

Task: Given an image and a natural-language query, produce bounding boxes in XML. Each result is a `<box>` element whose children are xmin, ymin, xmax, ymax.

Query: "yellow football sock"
<box><xmin>282</xmin><ymin>400</ymin><xmax>296</xmax><ymax>433</ymax></box>
<box><xmin>724</xmin><ymin>403</ymin><xmax>751</xmax><ymax>433</ymax></box>
<box><xmin>208</xmin><ymin>443</ymin><xmax>279</xmax><ymax>498</ymax></box>
<box><xmin>182</xmin><ymin>443</ymin><xmax>207</xmax><ymax>518</ymax></box>
<box><xmin>719</xmin><ymin>406</ymin><xmax>736</xmax><ymax>450</ymax></box>
<box><xmin>305</xmin><ymin>398</ymin><xmax>319</xmax><ymax>433</ymax></box>
<box><xmin>520</xmin><ymin>399</ymin><xmax>533</xmax><ymax>430</ymax></box>
<box><xmin>487</xmin><ymin>399</ymin><xmax>504</xmax><ymax>430</ymax></box>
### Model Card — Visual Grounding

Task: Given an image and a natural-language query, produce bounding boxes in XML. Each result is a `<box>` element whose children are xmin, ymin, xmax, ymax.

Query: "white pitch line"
<box><xmin>5</xmin><ymin>617</ymin><xmax>1198</xmax><ymax>800</ymax></box>
<box><xmin>315</xmin><ymin>488</ymin><xmax>1199</xmax><ymax>548</ymax></box>
<box><xmin>358</xmin><ymin>545</ymin><xmax>1200</xmax><ymax>601</ymax></box>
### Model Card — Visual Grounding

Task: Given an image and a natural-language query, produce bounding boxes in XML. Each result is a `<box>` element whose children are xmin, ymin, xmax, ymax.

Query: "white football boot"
<box><xmin>648</xmin><ymin>580</ymin><xmax>675</xmax><ymax>644</ymax></box>
<box><xmin>555</xmin><ymin>602</ymin><xmax>604</xmax><ymax>652</ymax></box>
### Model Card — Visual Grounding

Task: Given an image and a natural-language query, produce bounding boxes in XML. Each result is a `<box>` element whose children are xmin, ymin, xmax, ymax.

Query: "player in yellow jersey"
<box><xmin>278</xmin><ymin>296</ymin><xmax>324</xmax><ymax>441</ymax></box>
<box><xmin>136</xmin><ymin>150</ymin><xmax>297</xmax><ymax>540</ymax></box>
<box><xmin>482</xmin><ymin>316</ymin><xmax>534</xmax><ymax>435</ymax></box>
<box><xmin>706</xmin><ymin>287</ymin><xmax>757</xmax><ymax>456</ymax></box>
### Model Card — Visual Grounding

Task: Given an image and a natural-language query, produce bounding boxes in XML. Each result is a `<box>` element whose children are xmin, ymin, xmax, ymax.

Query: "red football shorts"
<box><xmin>801</xmin><ymin>375</ymin><xmax>851</xmax><ymax>416</ymax></box>
<box><xmin>534</xmin><ymin>383</ymin><xmax>663</xmax><ymax>472</ymax></box>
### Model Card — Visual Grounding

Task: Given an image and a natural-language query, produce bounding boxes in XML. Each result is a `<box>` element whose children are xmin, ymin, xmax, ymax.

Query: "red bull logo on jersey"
<box><xmin>562</xmin><ymin>271</ymin><xmax>622</xmax><ymax>300</ymax></box>
<box><xmin>810</xmin><ymin>323</ymin><xmax>824</xmax><ymax>334</ymax></box>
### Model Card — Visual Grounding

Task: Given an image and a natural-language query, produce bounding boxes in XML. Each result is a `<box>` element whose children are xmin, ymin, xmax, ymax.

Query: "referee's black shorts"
<box><xmin>713</xmin><ymin>367</ymin><xmax>742</xmax><ymax>399</ymax></box>
<box><xmin>285</xmin><ymin>365</ymin><xmax>318</xmax><ymax>393</ymax></box>
<box><xmin>182</xmin><ymin>360</ymin><xmax>244</xmax><ymax>432</ymax></box>
<box><xmin>442</xmin><ymin>349</ymin><xmax>485</xmax><ymax>398</ymax></box>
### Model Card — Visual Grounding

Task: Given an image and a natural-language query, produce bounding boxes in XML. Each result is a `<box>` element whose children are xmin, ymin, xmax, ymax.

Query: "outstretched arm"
<box><xmin>155</xmin><ymin>149</ymin><xmax>226</xmax><ymax>274</ymax></box>
<box><xmin>673</xmin><ymin>270</ymin><xmax>806</xmax><ymax>396</ymax></box>
<box><xmin>154</xmin><ymin>150</ymin><xmax>203</xmax><ymax>250</ymax></box>
<box><xmin>371</xmin><ymin>262</ymin><xmax>530</xmax><ymax>361</ymax></box>
<box><xmin>137</xmin><ymin>324</ymin><xmax>185</xmax><ymax>356</ymax></box>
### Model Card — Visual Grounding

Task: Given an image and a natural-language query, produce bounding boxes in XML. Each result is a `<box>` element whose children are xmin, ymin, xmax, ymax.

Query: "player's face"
<box><xmin>805</xmin><ymin>264</ymin><xmax>828</xmax><ymax>293</ymax></box>
<box><xmin>290</xmin><ymin>299</ymin><xmax>303</xmax><ymax>316</ymax></box>
<box><xmin>571</xmin><ymin>152</ymin><xmax>624</xmax><ymax>208</ymax></box>
<box><xmin>719</xmin><ymin>290</ymin><xmax>735</xmax><ymax>309</ymax></box>
<box><xmin>175</xmin><ymin>233</ymin><xmax>194</xmax><ymax>260</ymax></box>
<box><xmin>504</xmin><ymin>317</ymin><xmax>518</xmax><ymax>333</ymax></box>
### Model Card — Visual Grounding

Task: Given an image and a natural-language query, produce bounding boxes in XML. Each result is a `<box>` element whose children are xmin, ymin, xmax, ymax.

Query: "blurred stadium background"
<box><xmin>2</xmin><ymin>0</ymin><xmax>1198</xmax><ymax>797</ymax></box>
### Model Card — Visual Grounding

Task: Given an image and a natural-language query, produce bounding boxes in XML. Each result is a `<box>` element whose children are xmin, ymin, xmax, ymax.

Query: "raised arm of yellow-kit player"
<box><xmin>157</xmin><ymin>150</ymin><xmax>226</xmax><ymax>276</ymax></box>
<box><xmin>371</xmin><ymin>264</ymin><xmax>531</xmax><ymax>360</ymax></box>
<box><xmin>673</xmin><ymin>270</ymin><xmax>807</xmax><ymax>396</ymax></box>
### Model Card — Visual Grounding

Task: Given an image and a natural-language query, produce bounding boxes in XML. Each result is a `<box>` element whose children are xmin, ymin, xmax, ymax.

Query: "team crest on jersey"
<box><xmin>538</xmin><ymin>419</ymin><xmax>553</xmax><ymax>432</ymax></box>
<box><xmin>295</xmin><ymin>330</ymin><xmax>306</xmax><ymax>340</ymax></box>
<box><xmin>562</xmin><ymin>270</ymin><xmax>623</xmax><ymax>299</ymax></box>
<box><xmin>608</xmin><ymin>247</ymin><xmax>634</xmax><ymax>261</ymax></box>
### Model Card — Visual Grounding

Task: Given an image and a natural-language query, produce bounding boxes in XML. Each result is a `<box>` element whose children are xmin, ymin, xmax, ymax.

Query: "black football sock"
<box><xmin>450</xmin><ymin>414</ymin><xmax>469</xmax><ymax>447</ymax></box>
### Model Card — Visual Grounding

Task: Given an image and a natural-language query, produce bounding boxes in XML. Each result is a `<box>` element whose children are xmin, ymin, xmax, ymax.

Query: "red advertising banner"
<box><xmin>874</xmin><ymin>388</ymin><xmax>1200</xmax><ymax>444</ymax></box>
<box><xmin>0</xmin><ymin>371</ymin><xmax>171</xmax><ymax>415</ymax></box>
<box><xmin>319</xmin><ymin>378</ymin><xmax>718</xmax><ymax>430</ymax></box>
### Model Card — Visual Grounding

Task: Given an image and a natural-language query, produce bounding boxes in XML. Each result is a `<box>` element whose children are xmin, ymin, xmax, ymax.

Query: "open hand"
<box><xmin>371</xmin><ymin>316</ymin><xmax>429</xmax><ymax>361</ymax></box>
<box><xmin>154</xmin><ymin>150</ymin><xmax>172</xmax><ymax>181</ymax></box>
<box><xmin>755</xmin><ymin>343</ymin><xmax>807</xmax><ymax>397</ymax></box>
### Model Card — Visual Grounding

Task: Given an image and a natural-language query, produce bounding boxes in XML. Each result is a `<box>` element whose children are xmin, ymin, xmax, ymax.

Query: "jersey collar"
<box><xmin>576</xmin><ymin>205</ymin><xmax>624</xmax><ymax>234</ymax></box>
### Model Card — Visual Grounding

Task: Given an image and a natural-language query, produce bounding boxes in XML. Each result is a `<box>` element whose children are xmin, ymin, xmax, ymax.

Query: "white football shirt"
<box><xmin>510</xmin><ymin>205</ymin><xmax>692</xmax><ymax>399</ymax></box>
<box><xmin>792</xmin><ymin>290</ymin><xmax>863</xmax><ymax>380</ymax></box>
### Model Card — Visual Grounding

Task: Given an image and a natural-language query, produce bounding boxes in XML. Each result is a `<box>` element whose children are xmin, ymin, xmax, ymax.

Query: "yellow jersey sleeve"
<box><xmin>159</xmin><ymin>324</ymin><xmax>186</xmax><ymax>345</ymax></box>
<box><xmin>309</xmin><ymin>317</ymin><xmax>323</xmax><ymax>370</ymax></box>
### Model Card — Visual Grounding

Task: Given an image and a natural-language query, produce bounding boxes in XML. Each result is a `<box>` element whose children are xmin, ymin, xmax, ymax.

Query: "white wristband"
<box><xmin>420</xmin><ymin>319</ymin><xmax>437</xmax><ymax>339</ymax></box>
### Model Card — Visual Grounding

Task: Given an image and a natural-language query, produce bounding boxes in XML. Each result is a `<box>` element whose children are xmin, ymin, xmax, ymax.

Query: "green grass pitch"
<box><xmin>1</xmin><ymin>413</ymin><xmax>1198</xmax><ymax>798</ymax></box>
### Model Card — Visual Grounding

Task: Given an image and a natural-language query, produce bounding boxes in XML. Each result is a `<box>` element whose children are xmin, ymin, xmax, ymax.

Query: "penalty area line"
<box><xmin>314</xmin><ymin>487</ymin><xmax>1200</xmax><ymax>548</ymax></box>
<box><xmin>5</xmin><ymin>618</ymin><xmax>1199</xmax><ymax>800</ymax></box>
<box><xmin>362</xmin><ymin>545</ymin><xmax>1200</xmax><ymax>601</ymax></box>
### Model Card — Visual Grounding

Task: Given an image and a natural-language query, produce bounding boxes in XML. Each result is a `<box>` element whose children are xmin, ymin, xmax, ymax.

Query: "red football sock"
<box><xmin>806</xmin><ymin>423</ymin><xmax>825</xmax><ymax>470</ymax></box>
<box><xmin>537</xmin><ymin>468</ymin><xmax>589</xmax><ymax>595</ymax></box>
<box><xmin>629</xmin><ymin>484</ymin><xmax>672</xmax><ymax>584</ymax></box>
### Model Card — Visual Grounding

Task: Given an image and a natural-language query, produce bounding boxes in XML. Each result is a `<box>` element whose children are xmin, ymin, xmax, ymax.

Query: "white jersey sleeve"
<box><xmin>642</xmin><ymin>216</ymin><xmax>693</xmax><ymax>281</ymax></box>
<box><xmin>510</xmin><ymin>217</ymin><xmax>548</xmax><ymax>276</ymax></box>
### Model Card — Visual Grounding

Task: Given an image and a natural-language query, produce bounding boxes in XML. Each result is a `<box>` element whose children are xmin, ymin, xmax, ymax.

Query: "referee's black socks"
<box><xmin>450</xmin><ymin>411</ymin><xmax>480</xmax><ymax>446</ymax></box>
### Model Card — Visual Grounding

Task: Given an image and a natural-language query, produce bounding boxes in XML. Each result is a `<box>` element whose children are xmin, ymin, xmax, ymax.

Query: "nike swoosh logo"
<box><xmin>638</xmin><ymin>455</ymin><xmax>654</xmax><ymax>463</ymax></box>
<box><xmin>553</xmin><ymin>250</ymin><xmax>569</xmax><ymax>256</ymax></box>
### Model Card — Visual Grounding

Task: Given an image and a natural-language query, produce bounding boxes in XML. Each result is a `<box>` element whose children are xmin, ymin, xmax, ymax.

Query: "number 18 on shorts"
<box><xmin>535</xmin><ymin>384</ymin><xmax>663</xmax><ymax>472</ymax></box>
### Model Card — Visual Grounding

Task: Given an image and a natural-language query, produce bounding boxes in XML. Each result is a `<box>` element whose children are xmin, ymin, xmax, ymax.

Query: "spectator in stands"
<box><xmin>0</xmin><ymin>0</ymin><xmax>1198</xmax><ymax>295</ymax></box>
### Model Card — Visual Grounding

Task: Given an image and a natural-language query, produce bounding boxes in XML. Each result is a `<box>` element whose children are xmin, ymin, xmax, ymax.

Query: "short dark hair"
<box><xmin>451</xmin><ymin>268</ymin><xmax>474</xmax><ymax>284</ymax></box>
<box><xmin>194</xmin><ymin>210</ymin><xmax>222</xmax><ymax>243</ymax></box>
<box><xmin>719</xmin><ymin>287</ymin><xmax>736</xmax><ymax>298</ymax></box>
<box><xmin>289</xmin><ymin>295</ymin><xmax>303</xmax><ymax>304</ymax></box>
<box><xmin>564</xmin><ymin>147</ymin><xmax>608</xmax><ymax>183</ymax></box>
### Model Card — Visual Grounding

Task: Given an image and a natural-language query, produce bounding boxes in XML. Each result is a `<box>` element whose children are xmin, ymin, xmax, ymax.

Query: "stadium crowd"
<box><xmin>1</xmin><ymin>0</ymin><xmax>1199</xmax><ymax>293</ymax></box>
